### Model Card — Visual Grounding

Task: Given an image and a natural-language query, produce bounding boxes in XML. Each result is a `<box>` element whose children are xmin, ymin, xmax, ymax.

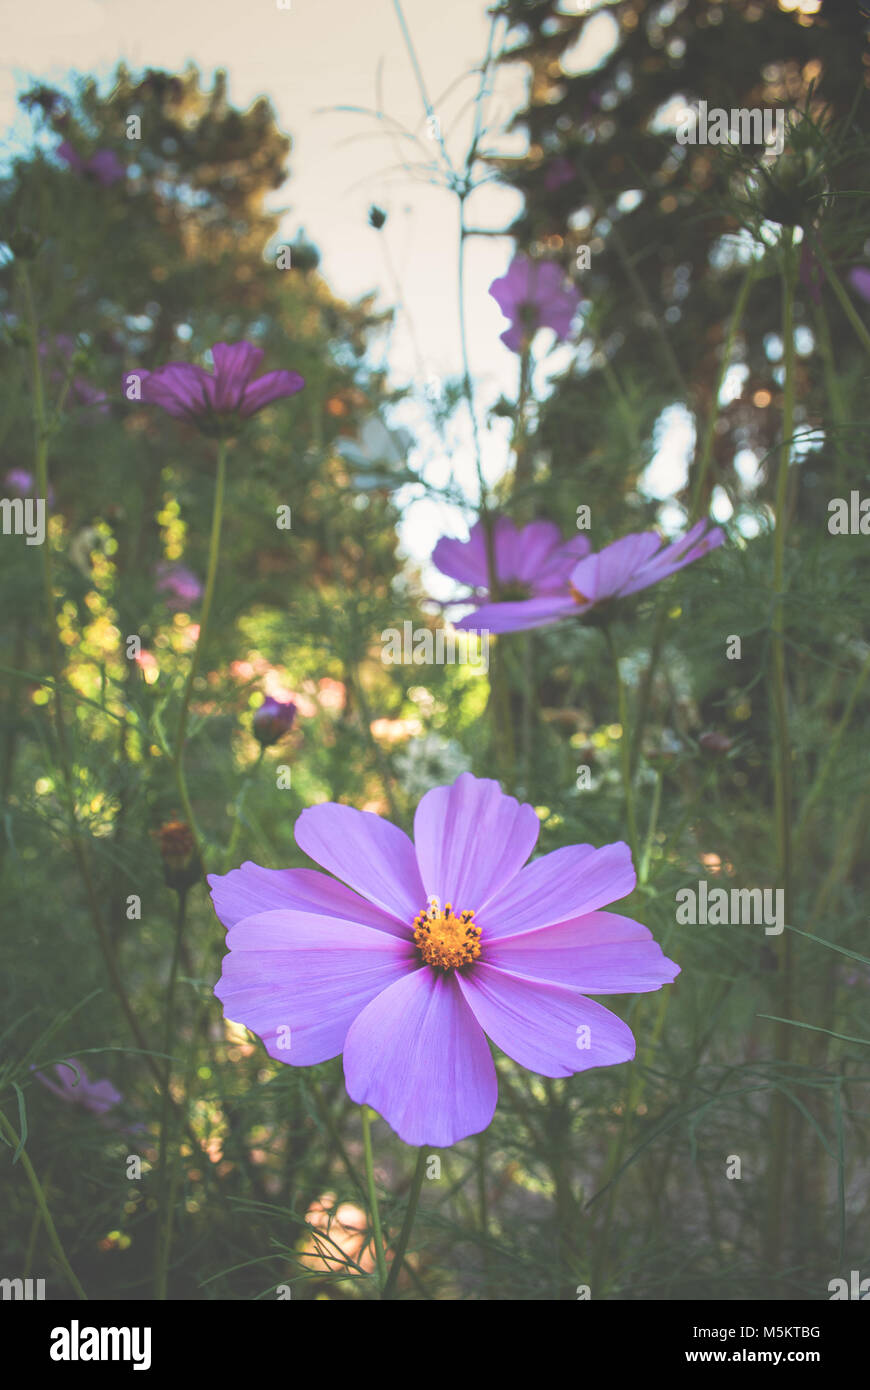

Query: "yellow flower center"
<box><xmin>569</xmin><ymin>583</ymin><xmax>591</xmax><ymax>606</ymax></box>
<box><xmin>413</xmin><ymin>897</ymin><xmax>481</xmax><ymax>971</ymax></box>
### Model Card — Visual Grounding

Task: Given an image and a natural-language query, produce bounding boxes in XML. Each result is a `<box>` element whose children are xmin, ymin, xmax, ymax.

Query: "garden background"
<box><xmin>1</xmin><ymin>0</ymin><xmax>869</xmax><ymax>1302</ymax></box>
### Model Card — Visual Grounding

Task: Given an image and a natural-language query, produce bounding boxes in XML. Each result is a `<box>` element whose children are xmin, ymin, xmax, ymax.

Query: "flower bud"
<box><xmin>252</xmin><ymin>696</ymin><xmax>297</xmax><ymax>747</ymax></box>
<box><xmin>157</xmin><ymin>820</ymin><xmax>202</xmax><ymax>892</ymax></box>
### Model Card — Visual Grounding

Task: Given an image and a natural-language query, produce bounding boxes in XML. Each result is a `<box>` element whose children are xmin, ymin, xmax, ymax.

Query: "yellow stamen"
<box><xmin>569</xmin><ymin>583</ymin><xmax>591</xmax><ymax>606</ymax></box>
<box><xmin>413</xmin><ymin>896</ymin><xmax>481</xmax><ymax>971</ymax></box>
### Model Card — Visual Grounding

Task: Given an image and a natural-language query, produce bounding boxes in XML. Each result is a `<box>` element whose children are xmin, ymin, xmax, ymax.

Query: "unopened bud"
<box><xmin>157</xmin><ymin>820</ymin><xmax>202</xmax><ymax>891</ymax></box>
<box><xmin>252</xmin><ymin>696</ymin><xmax>297</xmax><ymax>748</ymax></box>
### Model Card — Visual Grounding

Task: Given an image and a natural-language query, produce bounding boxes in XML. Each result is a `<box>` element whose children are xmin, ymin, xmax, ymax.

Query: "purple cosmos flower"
<box><xmin>126</xmin><ymin>341</ymin><xmax>304</xmax><ymax>434</ymax></box>
<box><xmin>56</xmin><ymin>141</ymin><xmax>125</xmax><ymax>187</ymax></box>
<box><xmin>848</xmin><ymin>268</ymin><xmax>870</xmax><ymax>304</ymax></box>
<box><xmin>33</xmin><ymin>1059</ymin><xmax>122</xmax><ymax>1118</ymax></box>
<box><xmin>155</xmin><ymin>562</ymin><xmax>203</xmax><ymax>610</ymax></box>
<box><xmin>432</xmin><ymin>517</ymin><xmax>590</xmax><ymax>613</ymax></box>
<box><xmin>209</xmin><ymin>772</ymin><xmax>679</xmax><ymax>1147</ymax></box>
<box><xmin>252</xmin><ymin>695</ymin><xmax>297</xmax><ymax>747</ymax></box>
<box><xmin>489</xmin><ymin>255</ymin><xmax>581</xmax><ymax>353</ymax></box>
<box><xmin>456</xmin><ymin>520</ymin><xmax>723</xmax><ymax>634</ymax></box>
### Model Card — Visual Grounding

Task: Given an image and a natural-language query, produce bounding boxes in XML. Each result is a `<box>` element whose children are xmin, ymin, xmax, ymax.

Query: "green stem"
<box><xmin>383</xmin><ymin>1147</ymin><xmax>427</xmax><ymax>1300</ymax></box>
<box><xmin>511</xmin><ymin>337</ymin><xmax>534</xmax><ymax>518</ymax></box>
<box><xmin>172</xmin><ymin>440</ymin><xmax>228</xmax><ymax>860</ymax></box>
<box><xmin>476</xmin><ymin>1131</ymin><xmax>490</xmax><ymax>1291</ymax></box>
<box><xmin>153</xmin><ymin>986</ymin><xmax>210</xmax><ymax>1299</ymax></box>
<box><xmin>794</xmin><ymin>647</ymin><xmax>870</xmax><ymax>852</ymax></box>
<box><xmin>361</xmin><ymin>1106</ymin><xmax>388</xmax><ymax>1291</ymax></box>
<box><xmin>153</xmin><ymin>888</ymin><xmax>188</xmax><ymax>1298</ymax></box>
<box><xmin>812</xmin><ymin>234</ymin><xmax>870</xmax><ymax>360</ymax></box>
<box><xmin>457</xmin><ymin>196</ymin><xmax>487</xmax><ymax>509</ymax></box>
<box><xmin>223</xmin><ymin>744</ymin><xmax>266</xmax><ymax>870</ymax></box>
<box><xmin>639</xmin><ymin>766</ymin><xmax>663</xmax><ymax>885</ymax></box>
<box><xmin>812</xmin><ymin>290</ymin><xmax>851</xmax><ymax>495</ymax></box>
<box><xmin>606</xmin><ymin>628</ymin><xmax>639</xmax><ymax>861</ymax></box>
<box><xmin>689</xmin><ymin>254</ymin><xmax>759</xmax><ymax>518</ymax></box>
<box><xmin>764</xmin><ymin>228</ymin><xmax>797</xmax><ymax>1266</ymax></box>
<box><xmin>0</xmin><ymin>1106</ymin><xmax>87</xmax><ymax>1300</ymax></box>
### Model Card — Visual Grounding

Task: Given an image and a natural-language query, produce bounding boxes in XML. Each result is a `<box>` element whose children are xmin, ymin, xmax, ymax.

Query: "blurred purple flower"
<box><xmin>5</xmin><ymin>468</ymin><xmax>55</xmax><ymax>504</ymax></box>
<box><xmin>126</xmin><ymin>341</ymin><xmax>305</xmax><ymax>434</ymax></box>
<box><xmin>432</xmin><ymin>517</ymin><xmax>590</xmax><ymax>615</ymax></box>
<box><xmin>456</xmin><ymin>520</ymin><xmax>723</xmax><ymax>634</ymax></box>
<box><xmin>848</xmin><ymin>267</ymin><xmax>870</xmax><ymax>303</ymax></box>
<box><xmin>253</xmin><ymin>695</ymin><xmax>297</xmax><ymax>747</ymax></box>
<box><xmin>5</xmin><ymin>468</ymin><xmax>35</xmax><ymax>493</ymax></box>
<box><xmin>33</xmin><ymin>1059</ymin><xmax>122</xmax><ymax>1118</ymax></box>
<box><xmin>56</xmin><ymin>140</ymin><xmax>125</xmax><ymax>187</ymax></box>
<box><xmin>155</xmin><ymin>563</ymin><xmax>203</xmax><ymax>610</ymax></box>
<box><xmin>209</xmin><ymin>771</ymin><xmax>678</xmax><ymax>1147</ymax></box>
<box><xmin>489</xmin><ymin>255</ymin><xmax>580</xmax><ymax>353</ymax></box>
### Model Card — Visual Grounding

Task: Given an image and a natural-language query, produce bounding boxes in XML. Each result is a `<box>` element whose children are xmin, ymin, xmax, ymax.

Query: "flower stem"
<box><xmin>457</xmin><ymin>196</ymin><xmax>487</xmax><ymax>510</ymax></box>
<box><xmin>812</xmin><ymin>291</ymin><xmax>851</xmax><ymax>496</ymax></box>
<box><xmin>689</xmin><ymin>253</ymin><xmax>758</xmax><ymax>518</ymax></box>
<box><xmin>764</xmin><ymin>227</ymin><xmax>797</xmax><ymax>1266</ymax></box>
<box><xmin>476</xmin><ymin>1131</ymin><xmax>490</xmax><ymax>1290</ymax></box>
<box><xmin>153</xmin><ymin>888</ymin><xmax>188</xmax><ymax>1297</ymax></box>
<box><xmin>223</xmin><ymin>744</ymin><xmax>266</xmax><ymax>871</ymax></box>
<box><xmin>605</xmin><ymin>628</ymin><xmax>639</xmax><ymax>862</ymax></box>
<box><xmin>172</xmin><ymin>439</ymin><xmax>228</xmax><ymax>861</ymax></box>
<box><xmin>383</xmin><ymin>1146</ymin><xmax>427</xmax><ymax>1300</ymax></box>
<box><xmin>812</xmin><ymin>234</ymin><xmax>870</xmax><ymax>361</ymax></box>
<box><xmin>0</xmin><ymin>1106</ymin><xmax>87</xmax><ymax>1300</ymax></box>
<box><xmin>361</xmin><ymin>1106</ymin><xmax>388</xmax><ymax>1291</ymax></box>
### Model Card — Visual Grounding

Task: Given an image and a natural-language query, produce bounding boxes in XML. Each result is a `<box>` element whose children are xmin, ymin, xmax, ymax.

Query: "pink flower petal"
<box><xmin>482</xmin><ymin>911</ymin><xmax>680</xmax><ymax>992</ymax></box>
<box><xmin>343</xmin><ymin>966</ymin><xmax>497</xmax><ymax>1146</ymax></box>
<box><xmin>454</xmin><ymin>595</ymin><xmax>577</xmax><ymax>633</ymax></box>
<box><xmin>479</xmin><ymin>841</ymin><xmax>636</xmax><ymax>940</ymax></box>
<box><xmin>208</xmin><ymin>863</ymin><xmax>411</xmax><ymax>938</ymax></box>
<box><xmin>211</xmin><ymin>341</ymin><xmax>264</xmax><ymax>410</ymax></box>
<box><xmin>138</xmin><ymin>363</ymin><xmax>214</xmax><ymax>418</ymax></box>
<box><xmin>569</xmin><ymin>532</ymin><xmax>663</xmax><ymax>603</ymax></box>
<box><xmin>458</xmin><ymin>964</ymin><xmax>636</xmax><ymax>1076</ymax></box>
<box><xmin>216</xmin><ymin>910</ymin><xmax>415</xmax><ymax>1066</ymax></box>
<box><xmin>413</xmin><ymin>772</ymin><xmax>540</xmax><ymax>912</ymax></box>
<box><xmin>239</xmin><ymin>369</ymin><xmax>305</xmax><ymax>416</ymax></box>
<box><xmin>431</xmin><ymin>519</ymin><xmax>493</xmax><ymax>590</ymax></box>
<box><xmin>295</xmin><ymin>803</ymin><xmax>425</xmax><ymax>925</ymax></box>
<box><xmin>510</xmin><ymin>520</ymin><xmax>566</xmax><ymax>583</ymax></box>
